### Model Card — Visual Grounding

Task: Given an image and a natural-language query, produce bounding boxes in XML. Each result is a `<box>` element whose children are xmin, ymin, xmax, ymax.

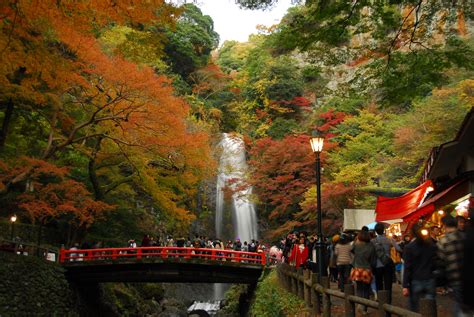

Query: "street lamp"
<box><xmin>310</xmin><ymin>131</ymin><xmax>325</xmax><ymax>282</ymax></box>
<box><xmin>10</xmin><ymin>214</ymin><xmax>17</xmax><ymax>240</ymax></box>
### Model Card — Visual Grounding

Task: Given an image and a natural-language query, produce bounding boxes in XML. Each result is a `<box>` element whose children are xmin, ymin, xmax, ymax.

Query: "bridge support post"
<box><xmin>303</xmin><ymin>269</ymin><xmax>311</xmax><ymax>308</ymax></box>
<box><xmin>297</xmin><ymin>267</ymin><xmax>304</xmax><ymax>299</ymax></box>
<box><xmin>310</xmin><ymin>272</ymin><xmax>320</xmax><ymax>315</ymax></box>
<box><xmin>420</xmin><ymin>298</ymin><xmax>437</xmax><ymax>317</ymax></box>
<box><xmin>344</xmin><ymin>283</ymin><xmax>355</xmax><ymax>317</ymax></box>
<box><xmin>321</xmin><ymin>276</ymin><xmax>331</xmax><ymax>317</ymax></box>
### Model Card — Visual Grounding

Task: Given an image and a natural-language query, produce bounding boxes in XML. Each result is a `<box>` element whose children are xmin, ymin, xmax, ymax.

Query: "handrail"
<box><xmin>277</xmin><ymin>263</ymin><xmax>436</xmax><ymax>317</ymax></box>
<box><xmin>0</xmin><ymin>239</ymin><xmax>59</xmax><ymax>262</ymax></box>
<box><xmin>59</xmin><ymin>246</ymin><xmax>266</xmax><ymax>266</ymax></box>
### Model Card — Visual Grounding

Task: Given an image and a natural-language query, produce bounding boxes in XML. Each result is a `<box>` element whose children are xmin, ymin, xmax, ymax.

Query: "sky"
<box><xmin>196</xmin><ymin>0</ymin><xmax>296</xmax><ymax>45</ymax></box>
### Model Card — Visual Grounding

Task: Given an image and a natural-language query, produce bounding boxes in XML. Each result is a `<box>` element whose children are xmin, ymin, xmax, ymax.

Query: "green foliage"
<box><xmin>217</xmin><ymin>40</ymin><xmax>252</xmax><ymax>73</ymax></box>
<box><xmin>249</xmin><ymin>270</ymin><xmax>306</xmax><ymax>317</ymax></box>
<box><xmin>323</xmin><ymin>96</ymin><xmax>366</xmax><ymax>114</ymax></box>
<box><xmin>329</xmin><ymin>109</ymin><xmax>394</xmax><ymax>186</ymax></box>
<box><xmin>267</xmin><ymin>118</ymin><xmax>300</xmax><ymax>139</ymax></box>
<box><xmin>386</xmin><ymin>79</ymin><xmax>474</xmax><ymax>186</ymax></box>
<box><xmin>100</xmin><ymin>25</ymin><xmax>169</xmax><ymax>72</ymax></box>
<box><xmin>269</xmin><ymin>1</ymin><xmax>472</xmax><ymax>53</ymax></box>
<box><xmin>220</xmin><ymin>284</ymin><xmax>248</xmax><ymax>316</ymax></box>
<box><xmin>375</xmin><ymin>38</ymin><xmax>474</xmax><ymax>107</ymax></box>
<box><xmin>163</xmin><ymin>3</ymin><xmax>219</xmax><ymax>80</ymax></box>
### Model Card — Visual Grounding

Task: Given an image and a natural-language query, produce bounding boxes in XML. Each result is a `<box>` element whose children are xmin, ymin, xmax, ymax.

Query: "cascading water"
<box><xmin>215</xmin><ymin>133</ymin><xmax>258</xmax><ymax>243</ymax></box>
<box><xmin>213</xmin><ymin>133</ymin><xmax>258</xmax><ymax>301</ymax></box>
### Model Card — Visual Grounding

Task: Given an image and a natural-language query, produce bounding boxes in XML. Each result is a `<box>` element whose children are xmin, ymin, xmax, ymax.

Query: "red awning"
<box><xmin>375</xmin><ymin>180</ymin><xmax>433</xmax><ymax>222</ymax></box>
<box><xmin>403</xmin><ymin>179</ymin><xmax>467</xmax><ymax>222</ymax></box>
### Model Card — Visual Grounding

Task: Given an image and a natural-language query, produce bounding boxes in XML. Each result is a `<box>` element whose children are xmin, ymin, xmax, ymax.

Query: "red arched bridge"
<box><xmin>59</xmin><ymin>246</ymin><xmax>266</xmax><ymax>284</ymax></box>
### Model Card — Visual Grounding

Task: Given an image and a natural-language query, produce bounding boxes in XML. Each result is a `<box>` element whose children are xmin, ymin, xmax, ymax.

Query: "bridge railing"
<box><xmin>59</xmin><ymin>246</ymin><xmax>266</xmax><ymax>266</ymax></box>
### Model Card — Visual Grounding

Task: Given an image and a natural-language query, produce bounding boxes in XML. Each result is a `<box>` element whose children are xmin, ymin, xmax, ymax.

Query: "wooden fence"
<box><xmin>0</xmin><ymin>239</ymin><xmax>59</xmax><ymax>262</ymax></box>
<box><xmin>277</xmin><ymin>263</ymin><xmax>436</xmax><ymax>317</ymax></box>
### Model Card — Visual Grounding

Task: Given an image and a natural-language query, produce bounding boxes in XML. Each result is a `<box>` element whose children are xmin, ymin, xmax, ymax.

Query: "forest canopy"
<box><xmin>1</xmin><ymin>0</ymin><xmax>473</xmax><ymax>243</ymax></box>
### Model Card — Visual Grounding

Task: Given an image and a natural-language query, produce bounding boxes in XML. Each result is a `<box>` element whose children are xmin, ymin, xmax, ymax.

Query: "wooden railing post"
<box><xmin>377</xmin><ymin>290</ymin><xmax>389</xmax><ymax>317</ymax></box>
<box><xmin>112</xmin><ymin>249</ymin><xmax>117</xmax><ymax>260</ymax></box>
<box><xmin>291</xmin><ymin>266</ymin><xmax>298</xmax><ymax>294</ymax></box>
<box><xmin>311</xmin><ymin>272</ymin><xmax>320</xmax><ymax>315</ymax></box>
<box><xmin>419</xmin><ymin>298</ymin><xmax>436</xmax><ymax>317</ymax></box>
<box><xmin>344</xmin><ymin>283</ymin><xmax>355</xmax><ymax>317</ymax></box>
<box><xmin>297</xmin><ymin>267</ymin><xmax>304</xmax><ymax>299</ymax></box>
<box><xmin>285</xmin><ymin>265</ymin><xmax>291</xmax><ymax>291</ymax></box>
<box><xmin>303</xmin><ymin>269</ymin><xmax>311</xmax><ymax>308</ymax></box>
<box><xmin>321</xmin><ymin>276</ymin><xmax>331</xmax><ymax>317</ymax></box>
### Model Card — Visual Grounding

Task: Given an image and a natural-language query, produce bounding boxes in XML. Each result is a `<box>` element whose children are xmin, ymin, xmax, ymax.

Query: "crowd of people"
<box><xmin>127</xmin><ymin>235</ymin><xmax>265</xmax><ymax>254</ymax></box>
<box><xmin>280</xmin><ymin>215</ymin><xmax>471</xmax><ymax>316</ymax></box>
<box><xmin>69</xmin><ymin>235</ymin><xmax>266</xmax><ymax>262</ymax></box>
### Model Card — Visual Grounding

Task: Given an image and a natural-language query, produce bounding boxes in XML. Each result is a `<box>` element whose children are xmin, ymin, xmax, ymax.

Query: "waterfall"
<box><xmin>215</xmin><ymin>133</ymin><xmax>258</xmax><ymax>243</ymax></box>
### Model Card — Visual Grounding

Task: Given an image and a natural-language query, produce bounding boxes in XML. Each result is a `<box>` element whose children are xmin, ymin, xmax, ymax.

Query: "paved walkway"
<box><xmin>326</xmin><ymin>281</ymin><xmax>453</xmax><ymax>316</ymax></box>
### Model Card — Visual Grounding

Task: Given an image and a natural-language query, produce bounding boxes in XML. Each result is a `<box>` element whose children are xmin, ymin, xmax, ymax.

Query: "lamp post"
<box><xmin>310</xmin><ymin>131</ymin><xmax>324</xmax><ymax>282</ymax></box>
<box><xmin>10</xmin><ymin>214</ymin><xmax>17</xmax><ymax>240</ymax></box>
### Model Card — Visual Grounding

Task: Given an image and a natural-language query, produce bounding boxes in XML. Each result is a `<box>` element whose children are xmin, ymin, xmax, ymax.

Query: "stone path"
<box><xmin>290</xmin><ymin>281</ymin><xmax>454</xmax><ymax>317</ymax></box>
<box><xmin>326</xmin><ymin>281</ymin><xmax>453</xmax><ymax>317</ymax></box>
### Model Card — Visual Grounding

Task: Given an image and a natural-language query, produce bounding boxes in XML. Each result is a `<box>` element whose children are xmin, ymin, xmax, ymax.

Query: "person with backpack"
<box><xmin>402</xmin><ymin>223</ymin><xmax>438</xmax><ymax>312</ymax></box>
<box><xmin>372</xmin><ymin>222</ymin><xmax>401</xmax><ymax>305</ymax></box>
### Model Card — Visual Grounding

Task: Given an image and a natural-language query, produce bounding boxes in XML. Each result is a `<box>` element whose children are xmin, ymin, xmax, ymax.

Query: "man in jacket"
<box><xmin>372</xmin><ymin>222</ymin><xmax>402</xmax><ymax>304</ymax></box>
<box><xmin>438</xmin><ymin>216</ymin><xmax>465</xmax><ymax>316</ymax></box>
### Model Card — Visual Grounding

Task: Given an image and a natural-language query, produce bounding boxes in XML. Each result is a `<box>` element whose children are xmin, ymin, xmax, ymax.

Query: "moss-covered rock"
<box><xmin>0</xmin><ymin>251</ymin><xmax>80</xmax><ymax>316</ymax></box>
<box><xmin>100</xmin><ymin>282</ymin><xmax>170</xmax><ymax>316</ymax></box>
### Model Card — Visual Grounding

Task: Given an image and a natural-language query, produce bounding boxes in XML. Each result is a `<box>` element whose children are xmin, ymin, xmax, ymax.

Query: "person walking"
<box><xmin>438</xmin><ymin>216</ymin><xmax>466</xmax><ymax>316</ymax></box>
<box><xmin>402</xmin><ymin>223</ymin><xmax>438</xmax><ymax>312</ymax></box>
<box><xmin>372</xmin><ymin>222</ymin><xmax>401</xmax><ymax>304</ymax></box>
<box><xmin>335</xmin><ymin>234</ymin><xmax>353</xmax><ymax>291</ymax></box>
<box><xmin>328</xmin><ymin>235</ymin><xmax>339</xmax><ymax>282</ymax></box>
<box><xmin>351</xmin><ymin>230</ymin><xmax>376</xmax><ymax>314</ymax></box>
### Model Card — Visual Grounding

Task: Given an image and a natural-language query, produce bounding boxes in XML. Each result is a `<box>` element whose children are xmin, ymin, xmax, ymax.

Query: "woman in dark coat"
<box><xmin>351</xmin><ymin>230</ymin><xmax>377</xmax><ymax>313</ymax></box>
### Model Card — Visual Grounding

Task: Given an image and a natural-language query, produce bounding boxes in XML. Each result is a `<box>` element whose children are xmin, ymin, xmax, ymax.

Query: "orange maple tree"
<box><xmin>0</xmin><ymin>0</ymin><xmax>214</xmax><ymax>232</ymax></box>
<box><xmin>1</xmin><ymin>158</ymin><xmax>113</xmax><ymax>226</ymax></box>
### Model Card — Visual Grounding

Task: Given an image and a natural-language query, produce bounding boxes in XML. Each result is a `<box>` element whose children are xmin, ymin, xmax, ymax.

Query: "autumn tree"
<box><xmin>0</xmin><ymin>0</ymin><xmax>215</xmax><ymax>240</ymax></box>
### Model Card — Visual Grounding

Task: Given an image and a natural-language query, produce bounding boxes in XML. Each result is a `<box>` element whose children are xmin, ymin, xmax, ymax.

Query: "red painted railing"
<box><xmin>59</xmin><ymin>246</ymin><xmax>266</xmax><ymax>266</ymax></box>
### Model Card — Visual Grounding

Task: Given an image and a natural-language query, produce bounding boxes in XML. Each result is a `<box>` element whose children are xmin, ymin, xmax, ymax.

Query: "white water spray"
<box><xmin>215</xmin><ymin>133</ymin><xmax>258</xmax><ymax>244</ymax></box>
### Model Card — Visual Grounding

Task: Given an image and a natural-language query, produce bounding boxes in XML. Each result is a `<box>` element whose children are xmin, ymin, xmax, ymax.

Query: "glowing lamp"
<box><xmin>310</xmin><ymin>131</ymin><xmax>324</xmax><ymax>153</ymax></box>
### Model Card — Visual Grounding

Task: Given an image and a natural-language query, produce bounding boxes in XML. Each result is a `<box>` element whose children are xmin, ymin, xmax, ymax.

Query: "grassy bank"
<box><xmin>249</xmin><ymin>270</ymin><xmax>307</xmax><ymax>317</ymax></box>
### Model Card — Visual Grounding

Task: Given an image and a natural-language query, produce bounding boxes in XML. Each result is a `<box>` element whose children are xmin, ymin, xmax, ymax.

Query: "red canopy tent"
<box><xmin>403</xmin><ymin>179</ymin><xmax>468</xmax><ymax>222</ymax></box>
<box><xmin>375</xmin><ymin>180</ymin><xmax>433</xmax><ymax>222</ymax></box>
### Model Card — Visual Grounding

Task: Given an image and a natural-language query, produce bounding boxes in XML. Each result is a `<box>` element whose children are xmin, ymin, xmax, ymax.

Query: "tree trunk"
<box><xmin>36</xmin><ymin>220</ymin><xmax>43</xmax><ymax>257</ymax></box>
<box><xmin>88</xmin><ymin>137</ymin><xmax>103</xmax><ymax>200</ymax></box>
<box><xmin>0</xmin><ymin>99</ymin><xmax>14</xmax><ymax>150</ymax></box>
